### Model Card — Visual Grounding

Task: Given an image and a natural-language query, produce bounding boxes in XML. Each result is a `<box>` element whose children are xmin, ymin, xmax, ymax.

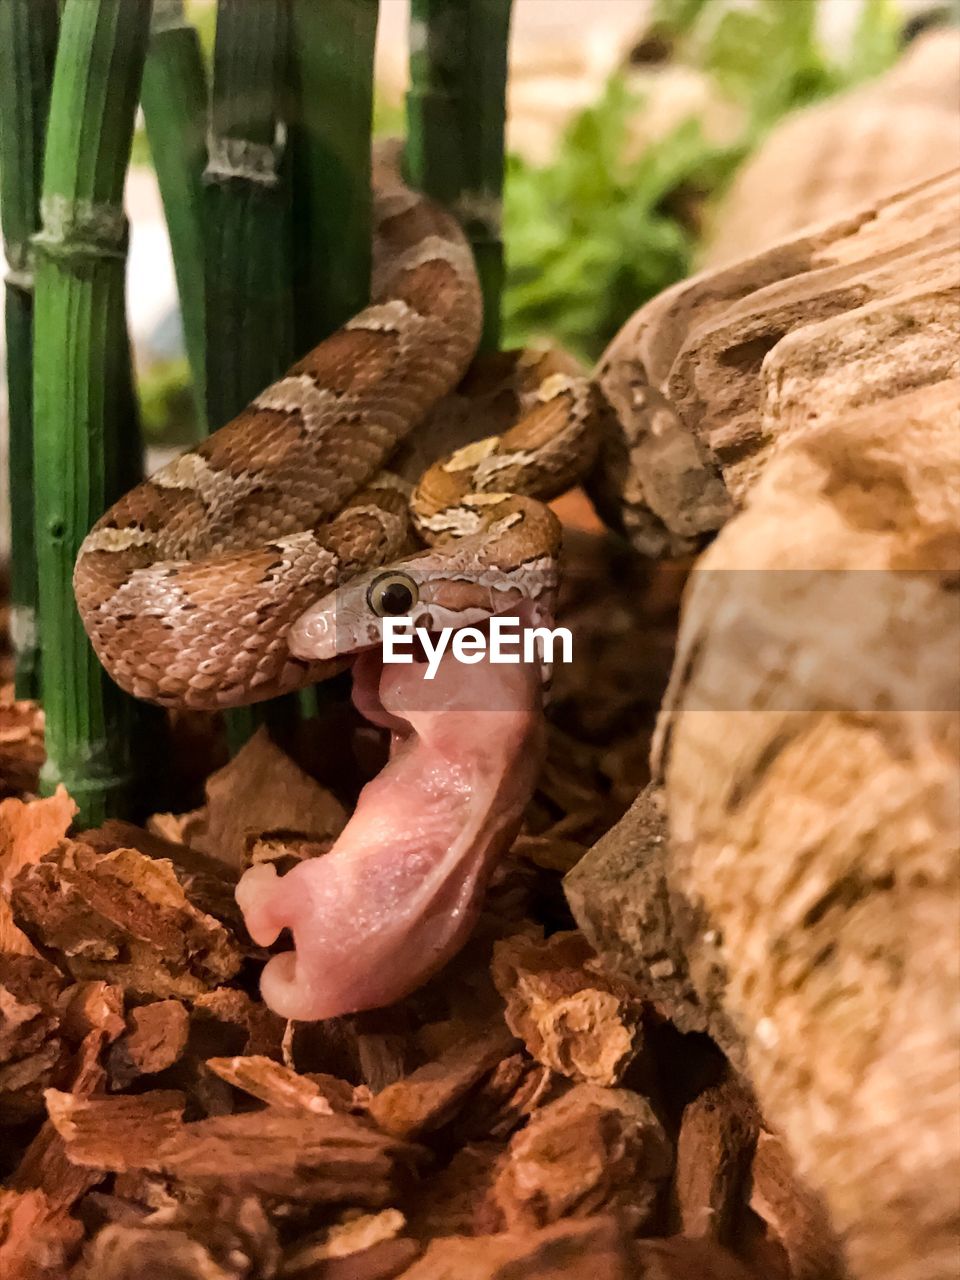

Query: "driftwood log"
<box><xmin>569</xmin><ymin>167</ymin><xmax>960</xmax><ymax>1280</ymax></box>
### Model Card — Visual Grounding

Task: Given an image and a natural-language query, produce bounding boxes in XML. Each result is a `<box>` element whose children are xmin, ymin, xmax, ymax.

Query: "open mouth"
<box><xmin>234</xmin><ymin>628</ymin><xmax>546</xmax><ymax>1021</ymax></box>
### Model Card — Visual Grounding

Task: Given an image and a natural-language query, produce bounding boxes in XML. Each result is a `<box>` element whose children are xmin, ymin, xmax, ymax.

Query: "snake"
<box><xmin>73</xmin><ymin>160</ymin><xmax>601</xmax><ymax>706</ymax></box>
<box><xmin>70</xmin><ymin>156</ymin><xmax>733</xmax><ymax>1021</ymax></box>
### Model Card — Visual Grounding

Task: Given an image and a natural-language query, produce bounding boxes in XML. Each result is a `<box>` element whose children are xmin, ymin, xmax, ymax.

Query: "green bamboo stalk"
<box><xmin>204</xmin><ymin>0</ymin><xmax>294</xmax><ymax>750</ymax></box>
<box><xmin>285</xmin><ymin>0</ymin><xmax>378</xmax><ymax>727</ymax></box>
<box><xmin>406</xmin><ymin>0</ymin><xmax>512</xmax><ymax>349</ymax></box>
<box><xmin>32</xmin><ymin>0</ymin><xmax>153</xmax><ymax>824</ymax></box>
<box><xmin>288</xmin><ymin>0</ymin><xmax>379</xmax><ymax>347</ymax></box>
<box><xmin>140</xmin><ymin>0</ymin><xmax>208</xmax><ymax>429</ymax></box>
<box><xmin>0</xmin><ymin>0</ymin><xmax>59</xmax><ymax>700</ymax></box>
<box><xmin>204</xmin><ymin>0</ymin><xmax>291</xmax><ymax>428</ymax></box>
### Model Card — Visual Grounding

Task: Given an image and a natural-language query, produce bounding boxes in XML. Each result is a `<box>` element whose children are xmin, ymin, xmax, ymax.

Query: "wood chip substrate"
<box><xmin>0</xmin><ymin>531</ymin><xmax>845</xmax><ymax>1280</ymax></box>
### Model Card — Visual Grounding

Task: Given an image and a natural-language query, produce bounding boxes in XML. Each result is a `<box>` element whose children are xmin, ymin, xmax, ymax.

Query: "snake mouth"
<box><xmin>235</xmin><ymin>630</ymin><xmax>545</xmax><ymax>1021</ymax></box>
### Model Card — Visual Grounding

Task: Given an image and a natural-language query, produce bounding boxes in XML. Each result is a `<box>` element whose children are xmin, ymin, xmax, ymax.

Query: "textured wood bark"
<box><xmin>654</xmin><ymin>379</ymin><xmax>959</xmax><ymax>1280</ymax></box>
<box><xmin>673</xmin><ymin>1079</ymin><xmax>759</xmax><ymax>1248</ymax></box>
<box><xmin>570</xmin><ymin>168</ymin><xmax>960</xmax><ymax>1280</ymax></box>
<box><xmin>591</xmin><ymin>167</ymin><xmax>960</xmax><ymax>550</ymax></box>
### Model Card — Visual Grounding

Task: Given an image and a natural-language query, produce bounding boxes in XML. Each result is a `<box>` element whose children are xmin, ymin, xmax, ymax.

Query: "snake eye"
<box><xmin>367</xmin><ymin>571</ymin><xmax>419</xmax><ymax>618</ymax></box>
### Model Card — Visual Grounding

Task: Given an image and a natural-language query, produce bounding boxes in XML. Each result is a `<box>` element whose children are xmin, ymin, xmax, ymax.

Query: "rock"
<box><xmin>591</xmin><ymin>168</ymin><xmax>960</xmax><ymax>554</ymax></box>
<box><xmin>702</xmin><ymin>30</ymin><xmax>960</xmax><ymax>269</ymax></box>
<box><xmin>654</xmin><ymin>380</ymin><xmax>960</xmax><ymax>1280</ymax></box>
<box><xmin>570</xmin><ymin>167</ymin><xmax>960</xmax><ymax>1280</ymax></box>
<box><xmin>749</xmin><ymin>1131</ymin><xmax>847</xmax><ymax>1280</ymax></box>
<box><xmin>565</xmin><ymin>785</ymin><xmax>738</xmax><ymax>1051</ymax></box>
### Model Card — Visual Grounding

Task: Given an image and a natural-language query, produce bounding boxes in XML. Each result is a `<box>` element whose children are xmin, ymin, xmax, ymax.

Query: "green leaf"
<box><xmin>501</xmin><ymin>1</ymin><xmax>900</xmax><ymax>363</ymax></box>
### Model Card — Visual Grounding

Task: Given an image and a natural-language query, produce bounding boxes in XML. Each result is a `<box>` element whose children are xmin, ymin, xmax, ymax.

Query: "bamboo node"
<box><xmin>204</xmin><ymin>128</ymin><xmax>286</xmax><ymax>189</ymax></box>
<box><xmin>34</xmin><ymin>194</ymin><xmax>128</xmax><ymax>262</ymax></box>
<box><xmin>3</xmin><ymin>240</ymin><xmax>34</xmax><ymax>292</ymax></box>
<box><xmin>454</xmin><ymin>188</ymin><xmax>503</xmax><ymax>235</ymax></box>
<box><xmin>150</xmin><ymin>0</ymin><xmax>190</xmax><ymax>35</ymax></box>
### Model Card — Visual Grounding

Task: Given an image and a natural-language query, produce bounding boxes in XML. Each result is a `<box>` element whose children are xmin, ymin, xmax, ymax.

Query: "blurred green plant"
<box><xmin>502</xmin><ymin>81</ymin><xmax>741</xmax><ymax>363</ymax></box>
<box><xmin>138</xmin><ymin>356</ymin><xmax>199</xmax><ymax>442</ymax></box>
<box><xmin>688</xmin><ymin>0</ymin><xmax>900</xmax><ymax>129</ymax></box>
<box><xmin>503</xmin><ymin>0</ymin><xmax>903</xmax><ymax>362</ymax></box>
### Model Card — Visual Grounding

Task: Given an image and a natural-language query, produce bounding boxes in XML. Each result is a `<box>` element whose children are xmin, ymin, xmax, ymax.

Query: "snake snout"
<box><xmin>288</xmin><ymin>597</ymin><xmax>339</xmax><ymax>660</ymax></box>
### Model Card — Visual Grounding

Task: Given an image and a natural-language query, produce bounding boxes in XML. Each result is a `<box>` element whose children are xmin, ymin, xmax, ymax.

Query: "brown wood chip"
<box><xmin>75</xmin><ymin>1193</ymin><xmax>281</xmax><ymax>1280</ymax></box>
<box><xmin>286</xmin><ymin>1237</ymin><xmax>422</xmax><ymax>1280</ymax></box>
<box><xmin>57</xmin><ymin>980</ymin><xmax>125</xmax><ymax>1045</ymax></box>
<box><xmin>491</xmin><ymin>931</ymin><xmax>645</xmax><ymax>1085</ymax></box>
<box><xmin>750</xmin><ymin>1131</ymin><xmax>847</xmax><ymax>1280</ymax></box>
<box><xmin>205</xmin><ymin>1054</ymin><xmax>336</xmax><ymax>1114</ymax></box>
<box><xmin>448</xmin><ymin>1052</ymin><xmax>556</xmax><ymax>1143</ymax></box>
<box><xmin>492</xmin><ymin>1084</ymin><xmax>672</xmax><ymax>1233</ymax></box>
<box><xmin>83</xmin><ymin>819</ymin><xmax>246</xmax><ymax>928</ymax></box>
<box><xmin>0</xmin><ymin>685</ymin><xmax>45</xmax><ymax>800</ymax></box>
<box><xmin>108</xmin><ymin>998</ymin><xmax>190</xmax><ymax>1087</ymax></box>
<box><xmin>0</xmin><ymin>786</ymin><xmax>75</xmax><ymax>954</ymax></box>
<box><xmin>0</xmin><ymin>1187</ymin><xmax>84</xmax><ymax>1280</ymax></box>
<box><xmin>185</xmin><ymin>727</ymin><xmax>347</xmax><ymax>869</ymax></box>
<box><xmin>45</xmin><ymin>1088</ymin><xmax>421</xmax><ymax>1206</ymax></box>
<box><xmin>279</xmin><ymin>1209</ymin><xmax>418</xmax><ymax>1279</ymax></box>
<box><xmin>44</xmin><ymin>1088</ymin><xmax>187</xmax><ymax>1169</ymax></box>
<box><xmin>77</xmin><ymin>1224</ymin><xmax>239</xmax><ymax>1280</ymax></box>
<box><xmin>192</xmin><ymin>986</ymin><xmax>286</xmax><ymax>1060</ymax></box>
<box><xmin>673</xmin><ymin>1078</ymin><xmax>759</xmax><ymax>1244</ymax></box>
<box><xmin>632</xmin><ymin>1236</ymin><xmax>763</xmax><ymax>1280</ymax></box>
<box><xmin>0</xmin><ymin>953</ymin><xmax>68</xmax><ymax>1123</ymax></box>
<box><xmin>156</xmin><ymin>1111</ymin><xmax>421</xmax><ymax>1205</ymax></box>
<box><xmin>6</xmin><ymin>1029</ymin><xmax>115</xmax><ymax>1270</ymax></box>
<box><xmin>396</xmin><ymin>1215</ymin><xmax>642</xmax><ymax>1280</ymax></box>
<box><xmin>10</xmin><ymin>841</ymin><xmax>243</xmax><ymax>998</ymax></box>
<box><xmin>368</xmin><ymin>1023</ymin><xmax>517</xmax><ymax>1138</ymax></box>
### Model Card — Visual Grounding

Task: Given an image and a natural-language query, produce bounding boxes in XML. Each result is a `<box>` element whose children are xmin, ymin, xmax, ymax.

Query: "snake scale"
<box><xmin>74</xmin><ymin>161</ymin><xmax>600</xmax><ymax>707</ymax></box>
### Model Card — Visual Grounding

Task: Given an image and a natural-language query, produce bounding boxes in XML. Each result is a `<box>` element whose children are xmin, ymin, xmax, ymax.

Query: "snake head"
<box><xmin>288</xmin><ymin>544</ymin><xmax>559</xmax><ymax>661</ymax></box>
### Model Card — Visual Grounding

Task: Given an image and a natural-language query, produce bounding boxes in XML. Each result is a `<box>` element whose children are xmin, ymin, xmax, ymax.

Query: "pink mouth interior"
<box><xmin>235</xmin><ymin>644</ymin><xmax>544</xmax><ymax>1021</ymax></box>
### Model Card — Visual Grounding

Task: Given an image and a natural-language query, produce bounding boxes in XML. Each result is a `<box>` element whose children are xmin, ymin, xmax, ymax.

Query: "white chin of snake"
<box><xmin>234</xmin><ymin>642</ymin><xmax>544</xmax><ymax>1021</ymax></box>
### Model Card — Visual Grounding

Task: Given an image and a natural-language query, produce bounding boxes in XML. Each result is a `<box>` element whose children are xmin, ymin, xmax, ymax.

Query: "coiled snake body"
<box><xmin>74</xmin><ymin>166</ymin><xmax>600</xmax><ymax>706</ymax></box>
